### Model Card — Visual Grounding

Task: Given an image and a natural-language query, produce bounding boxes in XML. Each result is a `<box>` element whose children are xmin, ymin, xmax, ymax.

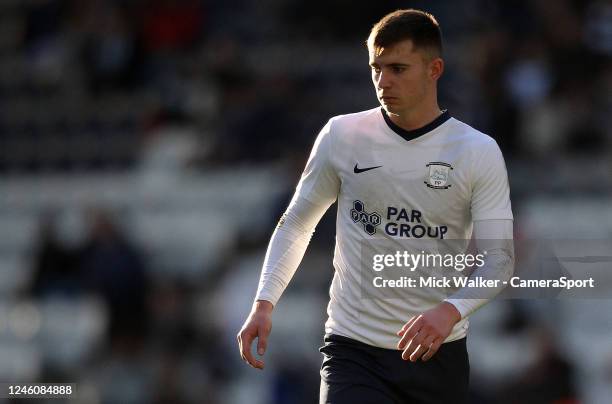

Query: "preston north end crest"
<box><xmin>424</xmin><ymin>162</ymin><xmax>453</xmax><ymax>189</ymax></box>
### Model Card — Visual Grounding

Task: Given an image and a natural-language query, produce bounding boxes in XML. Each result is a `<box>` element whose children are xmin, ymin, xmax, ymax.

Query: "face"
<box><xmin>369</xmin><ymin>39</ymin><xmax>442</xmax><ymax>115</ymax></box>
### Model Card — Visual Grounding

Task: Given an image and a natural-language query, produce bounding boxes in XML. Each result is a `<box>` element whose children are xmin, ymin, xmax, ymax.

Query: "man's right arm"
<box><xmin>237</xmin><ymin>119</ymin><xmax>341</xmax><ymax>369</ymax></box>
<box><xmin>237</xmin><ymin>195</ymin><xmax>335</xmax><ymax>369</ymax></box>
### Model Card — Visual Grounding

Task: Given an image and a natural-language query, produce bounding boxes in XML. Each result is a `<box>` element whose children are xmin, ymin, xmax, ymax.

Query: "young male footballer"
<box><xmin>238</xmin><ymin>9</ymin><xmax>514</xmax><ymax>404</ymax></box>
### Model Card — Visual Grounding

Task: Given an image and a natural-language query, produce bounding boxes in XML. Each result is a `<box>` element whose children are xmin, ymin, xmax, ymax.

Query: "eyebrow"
<box><xmin>369</xmin><ymin>62</ymin><xmax>410</xmax><ymax>68</ymax></box>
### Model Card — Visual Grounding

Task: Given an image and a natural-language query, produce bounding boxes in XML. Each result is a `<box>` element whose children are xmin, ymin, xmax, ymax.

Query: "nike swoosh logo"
<box><xmin>354</xmin><ymin>163</ymin><xmax>382</xmax><ymax>174</ymax></box>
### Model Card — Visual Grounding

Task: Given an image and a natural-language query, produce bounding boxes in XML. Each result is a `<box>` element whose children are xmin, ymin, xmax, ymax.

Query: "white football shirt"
<box><xmin>292</xmin><ymin>107</ymin><xmax>513</xmax><ymax>348</ymax></box>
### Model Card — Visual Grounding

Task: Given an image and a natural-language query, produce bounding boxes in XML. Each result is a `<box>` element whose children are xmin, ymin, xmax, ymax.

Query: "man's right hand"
<box><xmin>237</xmin><ymin>300</ymin><xmax>273</xmax><ymax>370</ymax></box>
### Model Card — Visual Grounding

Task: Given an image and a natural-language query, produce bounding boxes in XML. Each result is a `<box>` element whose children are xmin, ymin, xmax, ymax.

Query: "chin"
<box><xmin>382</xmin><ymin>104</ymin><xmax>400</xmax><ymax>115</ymax></box>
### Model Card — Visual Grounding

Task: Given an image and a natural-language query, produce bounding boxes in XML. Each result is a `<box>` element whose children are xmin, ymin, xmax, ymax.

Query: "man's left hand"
<box><xmin>396</xmin><ymin>302</ymin><xmax>461</xmax><ymax>362</ymax></box>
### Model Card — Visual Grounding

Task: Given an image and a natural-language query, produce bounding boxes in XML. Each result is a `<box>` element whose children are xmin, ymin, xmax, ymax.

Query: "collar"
<box><xmin>381</xmin><ymin>108</ymin><xmax>451</xmax><ymax>141</ymax></box>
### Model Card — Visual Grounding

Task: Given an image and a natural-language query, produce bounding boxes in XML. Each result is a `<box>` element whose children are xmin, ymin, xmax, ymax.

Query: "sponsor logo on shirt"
<box><xmin>350</xmin><ymin>200</ymin><xmax>448</xmax><ymax>239</ymax></box>
<box><xmin>350</xmin><ymin>200</ymin><xmax>381</xmax><ymax>235</ymax></box>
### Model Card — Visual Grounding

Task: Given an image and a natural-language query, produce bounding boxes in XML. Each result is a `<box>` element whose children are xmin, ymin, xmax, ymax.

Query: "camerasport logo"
<box><xmin>350</xmin><ymin>200</ymin><xmax>448</xmax><ymax>239</ymax></box>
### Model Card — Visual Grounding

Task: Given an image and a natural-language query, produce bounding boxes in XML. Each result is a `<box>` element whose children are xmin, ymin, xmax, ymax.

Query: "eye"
<box><xmin>371</xmin><ymin>66</ymin><xmax>381</xmax><ymax>74</ymax></box>
<box><xmin>392</xmin><ymin>66</ymin><xmax>406</xmax><ymax>74</ymax></box>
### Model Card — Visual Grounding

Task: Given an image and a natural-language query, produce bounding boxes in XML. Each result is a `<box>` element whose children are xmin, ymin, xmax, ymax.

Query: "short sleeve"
<box><xmin>470</xmin><ymin>140</ymin><xmax>513</xmax><ymax>221</ymax></box>
<box><xmin>294</xmin><ymin>119</ymin><xmax>341</xmax><ymax>206</ymax></box>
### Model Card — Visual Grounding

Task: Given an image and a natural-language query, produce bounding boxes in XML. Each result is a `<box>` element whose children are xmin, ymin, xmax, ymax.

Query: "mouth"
<box><xmin>380</xmin><ymin>96</ymin><xmax>398</xmax><ymax>103</ymax></box>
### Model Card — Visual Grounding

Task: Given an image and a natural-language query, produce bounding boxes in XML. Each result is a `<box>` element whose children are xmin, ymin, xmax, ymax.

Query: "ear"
<box><xmin>429</xmin><ymin>57</ymin><xmax>444</xmax><ymax>81</ymax></box>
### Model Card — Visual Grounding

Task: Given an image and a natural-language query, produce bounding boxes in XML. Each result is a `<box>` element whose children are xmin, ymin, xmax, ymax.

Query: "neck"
<box><xmin>387</xmin><ymin>98</ymin><xmax>441</xmax><ymax>131</ymax></box>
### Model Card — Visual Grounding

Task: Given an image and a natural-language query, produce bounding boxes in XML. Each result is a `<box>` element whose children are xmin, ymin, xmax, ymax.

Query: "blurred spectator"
<box><xmin>22</xmin><ymin>0</ymin><xmax>66</xmax><ymax>47</ymax></box>
<box><xmin>21</xmin><ymin>0</ymin><xmax>71</xmax><ymax>91</ymax></box>
<box><xmin>30</xmin><ymin>211</ymin><xmax>81</xmax><ymax>298</ymax></box>
<box><xmin>89</xmin><ymin>331</ymin><xmax>154</xmax><ymax>404</ymax></box>
<box><xmin>79</xmin><ymin>208</ymin><xmax>150</xmax><ymax>339</ymax></box>
<box><xmin>77</xmin><ymin>1</ymin><xmax>144</xmax><ymax>94</ymax></box>
<box><xmin>497</xmin><ymin>328</ymin><xmax>578</xmax><ymax>404</ymax></box>
<box><xmin>139</xmin><ymin>0</ymin><xmax>206</xmax><ymax>53</ymax></box>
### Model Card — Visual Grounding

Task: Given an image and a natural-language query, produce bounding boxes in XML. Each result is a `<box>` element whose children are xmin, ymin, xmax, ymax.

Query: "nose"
<box><xmin>376</xmin><ymin>70</ymin><xmax>392</xmax><ymax>90</ymax></box>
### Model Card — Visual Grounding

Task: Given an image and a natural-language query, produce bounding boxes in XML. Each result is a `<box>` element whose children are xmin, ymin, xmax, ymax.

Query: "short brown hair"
<box><xmin>367</xmin><ymin>9</ymin><xmax>442</xmax><ymax>59</ymax></box>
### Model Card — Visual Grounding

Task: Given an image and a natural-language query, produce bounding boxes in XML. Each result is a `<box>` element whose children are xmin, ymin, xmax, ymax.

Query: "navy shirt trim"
<box><xmin>381</xmin><ymin>108</ymin><xmax>451</xmax><ymax>141</ymax></box>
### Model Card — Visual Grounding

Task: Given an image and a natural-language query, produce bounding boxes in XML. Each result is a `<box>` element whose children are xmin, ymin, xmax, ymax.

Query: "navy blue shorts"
<box><xmin>319</xmin><ymin>334</ymin><xmax>469</xmax><ymax>404</ymax></box>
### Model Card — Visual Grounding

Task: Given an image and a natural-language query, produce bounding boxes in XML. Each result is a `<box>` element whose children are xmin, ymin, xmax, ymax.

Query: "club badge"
<box><xmin>424</xmin><ymin>162</ymin><xmax>453</xmax><ymax>189</ymax></box>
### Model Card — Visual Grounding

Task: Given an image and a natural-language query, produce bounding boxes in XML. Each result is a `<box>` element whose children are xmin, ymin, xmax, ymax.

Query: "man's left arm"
<box><xmin>397</xmin><ymin>138</ymin><xmax>514</xmax><ymax>361</ymax></box>
<box><xmin>397</xmin><ymin>220</ymin><xmax>514</xmax><ymax>361</ymax></box>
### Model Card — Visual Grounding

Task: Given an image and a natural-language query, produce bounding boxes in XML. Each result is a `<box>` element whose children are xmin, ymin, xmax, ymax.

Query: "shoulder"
<box><xmin>320</xmin><ymin>107</ymin><xmax>383</xmax><ymax>151</ymax></box>
<box><xmin>327</xmin><ymin>107</ymin><xmax>381</xmax><ymax>132</ymax></box>
<box><xmin>444</xmin><ymin>117</ymin><xmax>507</xmax><ymax>166</ymax></box>
<box><xmin>445</xmin><ymin>119</ymin><xmax>510</xmax><ymax>186</ymax></box>
<box><xmin>446</xmin><ymin>117</ymin><xmax>498</xmax><ymax>149</ymax></box>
